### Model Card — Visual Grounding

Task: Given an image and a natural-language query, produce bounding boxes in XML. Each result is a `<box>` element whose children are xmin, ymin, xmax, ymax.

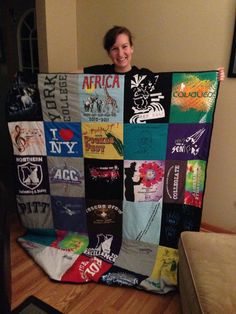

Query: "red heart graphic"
<box><xmin>59</xmin><ymin>129</ymin><xmax>74</xmax><ymax>141</ymax></box>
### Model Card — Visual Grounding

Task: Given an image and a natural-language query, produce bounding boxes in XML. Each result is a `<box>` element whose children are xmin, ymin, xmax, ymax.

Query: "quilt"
<box><xmin>6</xmin><ymin>70</ymin><xmax>219</xmax><ymax>294</ymax></box>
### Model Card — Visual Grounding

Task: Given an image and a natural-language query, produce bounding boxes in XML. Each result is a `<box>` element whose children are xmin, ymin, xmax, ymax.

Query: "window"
<box><xmin>17</xmin><ymin>9</ymin><xmax>39</xmax><ymax>73</ymax></box>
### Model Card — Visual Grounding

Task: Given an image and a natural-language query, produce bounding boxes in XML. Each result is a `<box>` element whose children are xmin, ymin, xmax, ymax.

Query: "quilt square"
<box><xmin>6</xmin><ymin>71</ymin><xmax>42</xmax><ymax>122</ymax></box>
<box><xmin>163</xmin><ymin>160</ymin><xmax>187</xmax><ymax>204</ymax></box>
<box><xmin>124</xmin><ymin>160</ymin><xmax>165</xmax><ymax>202</ymax></box>
<box><xmin>44</xmin><ymin>122</ymin><xmax>83</xmax><ymax>157</ymax></box>
<box><xmin>82</xmin><ymin>122</ymin><xmax>123</xmax><ymax>159</ymax></box>
<box><xmin>100</xmin><ymin>265</ymin><xmax>147</xmax><ymax>287</ymax></box>
<box><xmin>184</xmin><ymin>160</ymin><xmax>206</xmax><ymax>208</ymax></box>
<box><xmin>114</xmin><ymin>239</ymin><xmax>158</xmax><ymax>276</ymax></box>
<box><xmin>124</xmin><ymin>72</ymin><xmax>172</xmax><ymax>123</ymax></box>
<box><xmin>47</xmin><ymin>156</ymin><xmax>84</xmax><ymax>197</ymax></box>
<box><xmin>15</xmin><ymin>155</ymin><xmax>50</xmax><ymax>195</ymax></box>
<box><xmin>159</xmin><ymin>203</ymin><xmax>202</xmax><ymax>248</ymax></box>
<box><xmin>50</xmin><ymin>230</ymin><xmax>89</xmax><ymax>255</ymax></box>
<box><xmin>86</xmin><ymin>200</ymin><xmax>123</xmax><ymax>236</ymax></box>
<box><xmin>8</xmin><ymin>121</ymin><xmax>46</xmax><ymax>156</ymax></box>
<box><xmin>84</xmin><ymin>232</ymin><xmax>122</xmax><ymax>264</ymax></box>
<box><xmin>38</xmin><ymin>73</ymin><xmax>81</xmax><ymax>122</ymax></box>
<box><xmin>84</xmin><ymin>159</ymin><xmax>123</xmax><ymax>199</ymax></box>
<box><xmin>51</xmin><ymin>196</ymin><xmax>87</xmax><ymax>233</ymax></box>
<box><xmin>166</xmin><ymin>123</ymin><xmax>212</xmax><ymax>160</ymax></box>
<box><xmin>124</xmin><ymin>124</ymin><xmax>168</xmax><ymax>160</ymax></box>
<box><xmin>16</xmin><ymin>194</ymin><xmax>53</xmax><ymax>229</ymax></box>
<box><xmin>122</xmin><ymin>200</ymin><xmax>162</xmax><ymax>245</ymax></box>
<box><xmin>170</xmin><ymin>72</ymin><xmax>218</xmax><ymax>123</ymax></box>
<box><xmin>78</xmin><ymin>74</ymin><xmax>124</xmax><ymax>123</ymax></box>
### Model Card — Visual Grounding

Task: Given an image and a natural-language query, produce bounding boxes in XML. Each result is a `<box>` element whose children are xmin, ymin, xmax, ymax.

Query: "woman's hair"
<box><xmin>103</xmin><ymin>26</ymin><xmax>133</xmax><ymax>52</ymax></box>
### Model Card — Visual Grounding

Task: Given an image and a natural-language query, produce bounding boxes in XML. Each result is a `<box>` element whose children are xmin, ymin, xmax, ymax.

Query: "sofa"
<box><xmin>178</xmin><ymin>231</ymin><xmax>236</xmax><ymax>313</ymax></box>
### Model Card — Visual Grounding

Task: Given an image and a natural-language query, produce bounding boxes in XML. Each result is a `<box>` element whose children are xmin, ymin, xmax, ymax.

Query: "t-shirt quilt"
<box><xmin>6</xmin><ymin>70</ymin><xmax>219</xmax><ymax>294</ymax></box>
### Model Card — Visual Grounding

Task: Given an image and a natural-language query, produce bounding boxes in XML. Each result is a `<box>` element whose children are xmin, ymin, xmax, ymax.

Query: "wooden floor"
<box><xmin>10</xmin><ymin>215</ymin><xmax>182</xmax><ymax>314</ymax></box>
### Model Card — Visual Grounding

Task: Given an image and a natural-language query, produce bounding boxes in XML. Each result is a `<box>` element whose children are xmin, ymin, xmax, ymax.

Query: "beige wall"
<box><xmin>37</xmin><ymin>0</ymin><xmax>236</xmax><ymax>231</ymax></box>
<box><xmin>36</xmin><ymin>0</ymin><xmax>78</xmax><ymax>72</ymax></box>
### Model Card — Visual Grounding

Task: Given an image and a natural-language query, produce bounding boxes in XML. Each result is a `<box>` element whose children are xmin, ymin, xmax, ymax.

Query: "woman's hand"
<box><xmin>217</xmin><ymin>67</ymin><xmax>225</xmax><ymax>81</ymax></box>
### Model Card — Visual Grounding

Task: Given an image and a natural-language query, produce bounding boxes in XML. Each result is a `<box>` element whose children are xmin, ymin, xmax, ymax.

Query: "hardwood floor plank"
<box><xmin>10</xmin><ymin>215</ymin><xmax>182</xmax><ymax>313</ymax></box>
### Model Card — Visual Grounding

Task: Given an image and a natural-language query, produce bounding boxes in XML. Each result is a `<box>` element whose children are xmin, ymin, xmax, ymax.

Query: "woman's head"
<box><xmin>103</xmin><ymin>26</ymin><xmax>134</xmax><ymax>73</ymax></box>
<box><xmin>103</xmin><ymin>26</ymin><xmax>133</xmax><ymax>52</ymax></box>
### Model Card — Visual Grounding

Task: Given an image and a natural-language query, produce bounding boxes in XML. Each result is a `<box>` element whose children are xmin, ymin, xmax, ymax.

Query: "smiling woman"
<box><xmin>81</xmin><ymin>25</ymin><xmax>225</xmax><ymax>81</ymax></box>
<box><xmin>83</xmin><ymin>26</ymin><xmax>153</xmax><ymax>76</ymax></box>
<box><xmin>104</xmin><ymin>26</ymin><xmax>134</xmax><ymax>73</ymax></box>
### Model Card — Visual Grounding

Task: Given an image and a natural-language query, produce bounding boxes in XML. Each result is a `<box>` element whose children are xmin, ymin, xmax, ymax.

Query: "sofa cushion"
<box><xmin>178</xmin><ymin>231</ymin><xmax>236</xmax><ymax>313</ymax></box>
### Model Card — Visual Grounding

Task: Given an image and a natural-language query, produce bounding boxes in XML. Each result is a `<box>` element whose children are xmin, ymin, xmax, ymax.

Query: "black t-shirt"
<box><xmin>83</xmin><ymin>64</ymin><xmax>153</xmax><ymax>75</ymax></box>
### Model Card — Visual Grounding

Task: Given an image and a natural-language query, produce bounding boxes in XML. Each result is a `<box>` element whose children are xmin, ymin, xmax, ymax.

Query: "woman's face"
<box><xmin>108</xmin><ymin>33</ymin><xmax>134</xmax><ymax>73</ymax></box>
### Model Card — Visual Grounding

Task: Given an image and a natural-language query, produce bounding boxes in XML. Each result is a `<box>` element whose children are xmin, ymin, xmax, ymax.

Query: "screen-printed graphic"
<box><xmin>123</xmin><ymin>200</ymin><xmax>162</xmax><ymax>244</ymax></box>
<box><xmin>124</xmin><ymin>72</ymin><xmax>172</xmax><ymax>123</ymax></box>
<box><xmin>15</xmin><ymin>156</ymin><xmax>49</xmax><ymax>195</ymax></box>
<box><xmin>16</xmin><ymin>194</ymin><xmax>53</xmax><ymax>229</ymax></box>
<box><xmin>167</xmin><ymin>123</ymin><xmax>212</xmax><ymax>160</ymax></box>
<box><xmin>100</xmin><ymin>265</ymin><xmax>147</xmax><ymax>287</ymax></box>
<box><xmin>48</xmin><ymin>157</ymin><xmax>84</xmax><ymax>197</ymax></box>
<box><xmin>124</xmin><ymin>124</ymin><xmax>168</xmax><ymax>160</ymax></box>
<box><xmin>86</xmin><ymin>200</ymin><xmax>122</xmax><ymax>235</ymax></box>
<box><xmin>79</xmin><ymin>74</ymin><xmax>124</xmax><ymax>123</ymax></box>
<box><xmin>84</xmin><ymin>233</ymin><xmax>121</xmax><ymax>264</ymax></box>
<box><xmin>143</xmin><ymin>246</ymin><xmax>178</xmax><ymax>288</ymax></box>
<box><xmin>124</xmin><ymin>160</ymin><xmax>165</xmax><ymax>202</ymax></box>
<box><xmin>170</xmin><ymin>72</ymin><xmax>218</xmax><ymax>123</ymax></box>
<box><xmin>9</xmin><ymin>121</ymin><xmax>46</xmax><ymax>156</ymax></box>
<box><xmin>44</xmin><ymin>122</ymin><xmax>83</xmax><ymax>157</ymax></box>
<box><xmin>51</xmin><ymin>230</ymin><xmax>89</xmax><ymax>255</ymax></box>
<box><xmin>82</xmin><ymin>122</ymin><xmax>123</xmax><ymax>159</ymax></box>
<box><xmin>163</xmin><ymin>160</ymin><xmax>187</xmax><ymax>204</ymax></box>
<box><xmin>84</xmin><ymin>159</ymin><xmax>123</xmax><ymax>199</ymax></box>
<box><xmin>159</xmin><ymin>203</ymin><xmax>202</xmax><ymax>249</ymax></box>
<box><xmin>6</xmin><ymin>71</ymin><xmax>42</xmax><ymax>122</ymax></box>
<box><xmin>184</xmin><ymin>160</ymin><xmax>206</xmax><ymax>208</ymax></box>
<box><xmin>51</xmin><ymin>196</ymin><xmax>87</xmax><ymax>232</ymax></box>
<box><xmin>39</xmin><ymin>73</ymin><xmax>81</xmax><ymax>122</ymax></box>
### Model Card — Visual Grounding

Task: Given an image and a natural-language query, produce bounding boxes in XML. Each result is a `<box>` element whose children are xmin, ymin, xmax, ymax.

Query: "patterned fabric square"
<box><xmin>124</xmin><ymin>160</ymin><xmax>165</xmax><ymax>202</ymax></box>
<box><xmin>44</xmin><ymin>121</ymin><xmax>83</xmax><ymax>157</ymax></box>
<box><xmin>6</xmin><ymin>71</ymin><xmax>42</xmax><ymax>122</ymax></box>
<box><xmin>123</xmin><ymin>200</ymin><xmax>162</xmax><ymax>244</ymax></box>
<box><xmin>82</xmin><ymin>122</ymin><xmax>123</xmax><ymax>159</ymax></box>
<box><xmin>78</xmin><ymin>74</ymin><xmax>125</xmax><ymax>123</ymax></box>
<box><xmin>16</xmin><ymin>194</ymin><xmax>53</xmax><ymax>229</ymax></box>
<box><xmin>47</xmin><ymin>156</ymin><xmax>84</xmax><ymax>197</ymax></box>
<box><xmin>15</xmin><ymin>155</ymin><xmax>50</xmax><ymax>195</ymax></box>
<box><xmin>124</xmin><ymin>72</ymin><xmax>172</xmax><ymax>123</ymax></box>
<box><xmin>51</xmin><ymin>196</ymin><xmax>87</xmax><ymax>233</ymax></box>
<box><xmin>170</xmin><ymin>72</ymin><xmax>218</xmax><ymax>123</ymax></box>
<box><xmin>84</xmin><ymin>158</ymin><xmax>123</xmax><ymax>200</ymax></box>
<box><xmin>8</xmin><ymin>121</ymin><xmax>46</xmax><ymax>156</ymax></box>
<box><xmin>124</xmin><ymin>124</ymin><xmax>168</xmax><ymax>160</ymax></box>
<box><xmin>166</xmin><ymin>123</ymin><xmax>212</xmax><ymax>160</ymax></box>
<box><xmin>38</xmin><ymin>73</ymin><xmax>81</xmax><ymax>122</ymax></box>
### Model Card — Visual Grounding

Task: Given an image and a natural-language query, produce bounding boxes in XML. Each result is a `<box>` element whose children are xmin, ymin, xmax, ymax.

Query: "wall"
<box><xmin>75</xmin><ymin>0</ymin><xmax>236</xmax><ymax>232</ymax></box>
<box><xmin>36</xmin><ymin>0</ymin><xmax>78</xmax><ymax>72</ymax></box>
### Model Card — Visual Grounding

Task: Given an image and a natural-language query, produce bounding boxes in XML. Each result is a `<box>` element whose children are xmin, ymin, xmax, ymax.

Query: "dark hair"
<box><xmin>103</xmin><ymin>26</ymin><xmax>133</xmax><ymax>52</ymax></box>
